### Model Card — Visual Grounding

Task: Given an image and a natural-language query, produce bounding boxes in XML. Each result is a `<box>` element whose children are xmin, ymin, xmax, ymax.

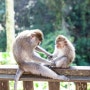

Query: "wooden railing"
<box><xmin>0</xmin><ymin>65</ymin><xmax>90</xmax><ymax>90</ymax></box>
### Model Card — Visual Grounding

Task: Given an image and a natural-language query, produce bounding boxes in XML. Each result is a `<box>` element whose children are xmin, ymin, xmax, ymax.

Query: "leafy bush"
<box><xmin>0</xmin><ymin>52</ymin><xmax>10</xmax><ymax>64</ymax></box>
<box><xmin>75</xmin><ymin>37</ymin><xmax>90</xmax><ymax>66</ymax></box>
<box><xmin>0</xmin><ymin>30</ymin><xmax>6</xmax><ymax>51</ymax></box>
<box><xmin>0</xmin><ymin>52</ymin><xmax>16</xmax><ymax>65</ymax></box>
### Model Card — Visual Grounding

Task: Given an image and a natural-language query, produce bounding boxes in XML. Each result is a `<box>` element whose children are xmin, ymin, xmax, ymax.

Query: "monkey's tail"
<box><xmin>14</xmin><ymin>68</ymin><xmax>24</xmax><ymax>90</ymax></box>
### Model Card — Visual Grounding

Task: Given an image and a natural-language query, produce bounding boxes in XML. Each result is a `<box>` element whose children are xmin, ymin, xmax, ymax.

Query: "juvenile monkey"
<box><xmin>13</xmin><ymin>30</ymin><xmax>68</xmax><ymax>90</ymax></box>
<box><xmin>50</xmin><ymin>35</ymin><xmax>75</xmax><ymax>68</ymax></box>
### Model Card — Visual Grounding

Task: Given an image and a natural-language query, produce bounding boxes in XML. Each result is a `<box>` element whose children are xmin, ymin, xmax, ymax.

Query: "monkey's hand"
<box><xmin>44</xmin><ymin>61</ymin><xmax>56</xmax><ymax>67</ymax></box>
<box><xmin>51</xmin><ymin>61</ymin><xmax>56</xmax><ymax>67</ymax></box>
<box><xmin>43</xmin><ymin>61</ymin><xmax>56</xmax><ymax>67</ymax></box>
<box><xmin>47</xmin><ymin>56</ymin><xmax>53</xmax><ymax>60</ymax></box>
<box><xmin>47</xmin><ymin>54</ymin><xmax>53</xmax><ymax>61</ymax></box>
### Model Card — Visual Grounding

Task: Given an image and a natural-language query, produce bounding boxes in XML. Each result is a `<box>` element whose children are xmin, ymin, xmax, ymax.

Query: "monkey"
<box><xmin>49</xmin><ymin>35</ymin><xmax>75</xmax><ymax>68</ymax></box>
<box><xmin>13</xmin><ymin>29</ymin><xmax>69</xmax><ymax>90</ymax></box>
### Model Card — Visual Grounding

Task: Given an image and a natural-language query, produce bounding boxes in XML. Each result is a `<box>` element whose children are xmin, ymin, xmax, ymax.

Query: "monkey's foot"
<box><xmin>57</xmin><ymin>75</ymin><xmax>69</xmax><ymax>81</ymax></box>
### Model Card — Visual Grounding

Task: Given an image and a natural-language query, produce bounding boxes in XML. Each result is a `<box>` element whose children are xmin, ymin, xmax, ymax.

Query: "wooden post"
<box><xmin>23</xmin><ymin>81</ymin><xmax>34</xmax><ymax>90</ymax></box>
<box><xmin>0</xmin><ymin>80</ymin><xmax>9</xmax><ymax>90</ymax></box>
<box><xmin>48</xmin><ymin>82</ymin><xmax>60</xmax><ymax>90</ymax></box>
<box><xmin>75</xmin><ymin>82</ymin><xmax>87</xmax><ymax>90</ymax></box>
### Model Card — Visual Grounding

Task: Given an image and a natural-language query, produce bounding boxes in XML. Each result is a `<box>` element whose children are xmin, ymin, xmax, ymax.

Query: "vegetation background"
<box><xmin>0</xmin><ymin>0</ymin><xmax>90</xmax><ymax>90</ymax></box>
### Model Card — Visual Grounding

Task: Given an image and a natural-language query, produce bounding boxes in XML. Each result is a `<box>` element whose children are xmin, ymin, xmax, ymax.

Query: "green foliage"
<box><xmin>0</xmin><ymin>52</ymin><xmax>16</xmax><ymax>65</ymax></box>
<box><xmin>29</xmin><ymin>1</ymin><xmax>55</xmax><ymax>33</ymax></box>
<box><xmin>0</xmin><ymin>0</ymin><xmax>5</xmax><ymax>24</ymax></box>
<box><xmin>65</xmin><ymin>0</ymin><xmax>90</xmax><ymax>38</ymax></box>
<box><xmin>0</xmin><ymin>30</ymin><xmax>6</xmax><ymax>51</ymax></box>
<box><xmin>0</xmin><ymin>52</ymin><xmax>10</xmax><ymax>65</ymax></box>
<box><xmin>9</xmin><ymin>81</ymin><xmax>23</xmax><ymax>90</ymax></box>
<box><xmin>34</xmin><ymin>81</ymin><xmax>48</xmax><ymax>90</ymax></box>
<box><xmin>0</xmin><ymin>0</ymin><xmax>6</xmax><ymax>52</ymax></box>
<box><xmin>14</xmin><ymin>0</ymin><xmax>56</xmax><ymax>34</ymax></box>
<box><xmin>75</xmin><ymin>37</ymin><xmax>90</xmax><ymax>66</ymax></box>
<box><xmin>0</xmin><ymin>0</ymin><xmax>90</xmax><ymax>66</ymax></box>
<box><xmin>63</xmin><ymin>0</ymin><xmax>90</xmax><ymax>66</ymax></box>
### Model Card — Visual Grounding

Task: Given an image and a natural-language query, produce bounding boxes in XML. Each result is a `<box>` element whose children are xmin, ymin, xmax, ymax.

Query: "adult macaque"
<box><xmin>50</xmin><ymin>35</ymin><xmax>75</xmax><ymax>68</ymax></box>
<box><xmin>13</xmin><ymin>30</ymin><xmax>68</xmax><ymax>90</ymax></box>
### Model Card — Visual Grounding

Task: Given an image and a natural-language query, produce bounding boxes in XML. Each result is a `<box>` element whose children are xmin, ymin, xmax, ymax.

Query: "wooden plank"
<box><xmin>0</xmin><ymin>74</ymin><xmax>90</xmax><ymax>82</ymax></box>
<box><xmin>0</xmin><ymin>80</ymin><xmax>9</xmax><ymax>90</ymax></box>
<box><xmin>48</xmin><ymin>82</ymin><xmax>60</xmax><ymax>90</ymax></box>
<box><xmin>75</xmin><ymin>82</ymin><xmax>87</xmax><ymax>90</ymax></box>
<box><xmin>0</xmin><ymin>65</ymin><xmax>89</xmax><ymax>90</ymax></box>
<box><xmin>0</xmin><ymin>65</ymin><xmax>17</xmax><ymax>74</ymax></box>
<box><xmin>52</xmin><ymin>67</ymin><xmax>90</xmax><ymax>76</ymax></box>
<box><xmin>0</xmin><ymin>75</ymin><xmax>14</xmax><ymax>80</ymax></box>
<box><xmin>0</xmin><ymin>65</ymin><xmax>90</xmax><ymax>76</ymax></box>
<box><xmin>23</xmin><ymin>81</ymin><xmax>34</xmax><ymax>90</ymax></box>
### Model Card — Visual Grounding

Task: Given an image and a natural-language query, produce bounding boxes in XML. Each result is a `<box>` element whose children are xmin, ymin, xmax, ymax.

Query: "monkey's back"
<box><xmin>64</xmin><ymin>42</ymin><xmax>75</xmax><ymax>64</ymax></box>
<box><xmin>12</xmin><ymin>30</ymin><xmax>32</xmax><ymax>65</ymax></box>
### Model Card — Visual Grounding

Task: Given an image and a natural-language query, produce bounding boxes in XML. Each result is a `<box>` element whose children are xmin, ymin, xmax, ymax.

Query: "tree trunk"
<box><xmin>6</xmin><ymin>0</ymin><xmax>15</xmax><ymax>52</ymax></box>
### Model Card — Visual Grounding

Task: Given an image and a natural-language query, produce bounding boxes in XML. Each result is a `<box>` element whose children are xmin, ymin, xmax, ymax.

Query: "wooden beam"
<box><xmin>0</xmin><ymin>80</ymin><xmax>9</xmax><ymax>90</ymax></box>
<box><xmin>48</xmin><ymin>82</ymin><xmax>60</xmax><ymax>90</ymax></box>
<box><xmin>0</xmin><ymin>65</ymin><xmax>90</xmax><ymax>76</ymax></box>
<box><xmin>0</xmin><ymin>65</ymin><xmax>90</xmax><ymax>82</ymax></box>
<box><xmin>0</xmin><ymin>74</ymin><xmax>90</xmax><ymax>82</ymax></box>
<box><xmin>75</xmin><ymin>82</ymin><xmax>87</xmax><ymax>90</ymax></box>
<box><xmin>0</xmin><ymin>65</ymin><xmax>90</xmax><ymax>90</ymax></box>
<box><xmin>23</xmin><ymin>81</ymin><xmax>34</xmax><ymax>90</ymax></box>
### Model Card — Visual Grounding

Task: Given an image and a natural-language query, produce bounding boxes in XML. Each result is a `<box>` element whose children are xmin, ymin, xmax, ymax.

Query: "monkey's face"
<box><xmin>30</xmin><ymin>34</ymin><xmax>41</xmax><ymax>47</ymax></box>
<box><xmin>30</xmin><ymin>30</ymin><xmax>43</xmax><ymax>47</ymax></box>
<box><xmin>55</xmin><ymin>35</ymin><xmax>67</xmax><ymax>49</ymax></box>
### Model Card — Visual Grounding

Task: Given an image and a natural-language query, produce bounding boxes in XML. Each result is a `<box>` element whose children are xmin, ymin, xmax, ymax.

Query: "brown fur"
<box><xmin>34</xmin><ymin>30</ymin><xmax>44</xmax><ymax>41</ymax></box>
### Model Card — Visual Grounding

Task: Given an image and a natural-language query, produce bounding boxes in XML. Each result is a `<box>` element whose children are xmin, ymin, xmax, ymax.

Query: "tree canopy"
<box><xmin>0</xmin><ymin>0</ymin><xmax>90</xmax><ymax>66</ymax></box>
